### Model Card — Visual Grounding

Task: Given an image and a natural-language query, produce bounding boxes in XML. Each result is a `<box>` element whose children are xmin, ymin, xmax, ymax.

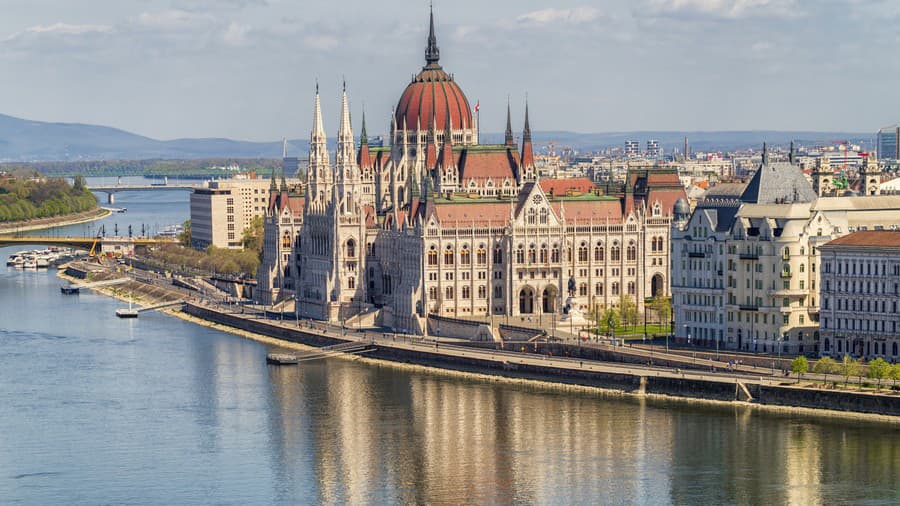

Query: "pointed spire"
<box><xmin>357</xmin><ymin>109</ymin><xmax>371</xmax><ymax>168</ymax></box>
<box><xmin>523</xmin><ymin>98</ymin><xmax>532</xmax><ymax>143</ymax></box>
<box><xmin>425</xmin><ymin>3</ymin><xmax>440</xmax><ymax>67</ymax></box>
<box><xmin>312</xmin><ymin>84</ymin><xmax>325</xmax><ymax>139</ymax></box>
<box><xmin>359</xmin><ymin>109</ymin><xmax>368</xmax><ymax>145</ymax></box>
<box><xmin>762</xmin><ymin>142</ymin><xmax>768</xmax><ymax>164</ymax></box>
<box><xmin>411</xmin><ymin>166</ymin><xmax>420</xmax><ymax>198</ymax></box>
<box><xmin>439</xmin><ymin>102</ymin><xmax>453</xmax><ymax>170</ymax></box>
<box><xmin>520</xmin><ymin>98</ymin><xmax>535</xmax><ymax>173</ymax></box>
<box><xmin>338</xmin><ymin>83</ymin><xmax>352</xmax><ymax>140</ymax></box>
<box><xmin>424</xmin><ymin>170</ymin><xmax>434</xmax><ymax>201</ymax></box>
<box><xmin>504</xmin><ymin>98</ymin><xmax>514</xmax><ymax>146</ymax></box>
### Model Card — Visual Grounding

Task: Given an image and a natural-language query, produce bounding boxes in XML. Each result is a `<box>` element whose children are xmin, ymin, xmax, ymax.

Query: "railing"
<box><xmin>739</xmin><ymin>252</ymin><xmax>759</xmax><ymax>260</ymax></box>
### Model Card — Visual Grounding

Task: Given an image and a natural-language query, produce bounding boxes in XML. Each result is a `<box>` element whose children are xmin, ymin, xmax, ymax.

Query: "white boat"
<box><xmin>35</xmin><ymin>257</ymin><xmax>50</xmax><ymax>268</ymax></box>
<box><xmin>22</xmin><ymin>259</ymin><xmax>37</xmax><ymax>269</ymax></box>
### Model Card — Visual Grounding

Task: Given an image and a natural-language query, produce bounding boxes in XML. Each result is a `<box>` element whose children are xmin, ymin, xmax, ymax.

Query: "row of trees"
<box><xmin>0</xmin><ymin>173</ymin><xmax>96</xmax><ymax>222</ymax></box>
<box><xmin>790</xmin><ymin>355</ymin><xmax>900</xmax><ymax>388</ymax></box>
<box><xmin>0</xmin><ymin>159</ymin><xmax>284</xmax><ymax>178</ymax></box>
<box><xmin>592</xmin><ymin>295</ymin><xmax>672</xmax><ymax>334</ymax></box>
<box><xmin>149</xmin><ymin>216</ymin><xmax>265</xmax><ymax>277</ymax></box>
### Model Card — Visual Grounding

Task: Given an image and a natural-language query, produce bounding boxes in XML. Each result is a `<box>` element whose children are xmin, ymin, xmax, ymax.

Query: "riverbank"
<box><xmin>56</xmin><ymin>263</ymin><xmax>900</xmax><ymax>423</ymax></box>
<box><xmin>0</xmin><ymin>207</ymin><xmax>110</xmax><ymax>234</ymax></box>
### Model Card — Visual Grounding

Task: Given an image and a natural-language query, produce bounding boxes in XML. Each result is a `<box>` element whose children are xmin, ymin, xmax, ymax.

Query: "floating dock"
<box><xmin>266</xmin><ymin>342</ymin><xmax>373</xmax><ymax>365</ymax></box>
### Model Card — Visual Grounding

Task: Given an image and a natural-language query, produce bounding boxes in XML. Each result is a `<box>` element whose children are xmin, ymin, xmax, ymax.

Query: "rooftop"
<box><xmin>822</xmin><ymin>230</ymin><xmax>900</xmax><ymax>249</ymax></box>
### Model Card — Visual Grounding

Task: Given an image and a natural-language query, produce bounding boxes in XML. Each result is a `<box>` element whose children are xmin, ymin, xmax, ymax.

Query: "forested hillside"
<box><xmin>0</xmin><ymin>173</ymin><xmax>97</xmax><ymax>222</ymax></box>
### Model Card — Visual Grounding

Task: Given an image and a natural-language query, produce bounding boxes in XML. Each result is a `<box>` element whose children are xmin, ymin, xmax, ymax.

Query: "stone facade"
<box><xmin>819</xmin><ymin>231</ymin><xmax>900</xmax><ymax>361</ymax></box>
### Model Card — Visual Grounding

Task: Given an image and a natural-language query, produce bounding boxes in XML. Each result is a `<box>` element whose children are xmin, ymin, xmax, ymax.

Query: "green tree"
<box><xmin>73</xmin><ymin>174</ymin><xmax>87</xmax><ymax>192</ymax></box>
<box><xmin>602</xmin><ymin>307</ymin><xmax>619</xmax><ymax>335</ymax></box>
<box><xmin>178</xmin><ymin>219</ymin><xmax>192</xmax><ymax>247</ymax></box>
<box><xmin>890</xmin><ymin>363</ymin><xmax>900</xmax><ymax>387</ymax></box>
<box><xmin>241</xmin><ymin>215</ymin><xmax>264</xmax><ymax>259</ymax></box>
<box><xmin>648</xmin><ymin>296</ymin><xmax>672</xmax><ymax>327</ymax></box>
<box><xmin>812</xmin><ymin>356</ymin><xmax>838</xmax><ymax>386</ymax></box>
<box><xmin>790</xmin><ymin>356</ymin><xmax>809</xmax><ymax>383</ymax></box>
<box><xmin>867</xmin><ymin>358</ymin><xmax>891</xmax><ymax>389</ymax></box>
<box><xmin>839</xmin><ymin>355</ymin><xmax>862</xmax><ymax>387</ymax></box>
<box><xmin>618</xmin><ymin>294</ymin><xmax>639</xmax><ymax>332</ymax></box>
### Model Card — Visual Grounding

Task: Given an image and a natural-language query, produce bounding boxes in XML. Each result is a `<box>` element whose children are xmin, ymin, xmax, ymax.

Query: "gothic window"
<box><xmin>477</xmin><ymin>247</ymin><xmax>487</xmax><ymax>265</ymax></box>
<box><xmin>427</xmin><ymin>246</ymin><xmax>438</xmax><ymax>266</ymax></box>
<box><xmin>540</xmin><ymin>244</ymin><xmax>548</xmax><ymax>263</ymax></box>
<box><xmin>516</xmin><ymin>244</ymin><xmax>525</xmax><ymax>264</ymax></box>
<box><xmin>348</xmin><ymin>277</ymin><xmax>355</xmax><ymax>289</ymax></box>
<box><xmin>578</xmin><ymin>242</ymin><xmax>588</xmax><ymax>262</ymax></box>
<box><xmin>478</xmin><ymin>285</ymin><xmax>486</xmax><ymax>298</ymax></box>
<box><xmin>595</xmin><ymin>243</ymin><xmax>605</xmax><ymax>262</ymax></box>
<box><xmin>282</xmin><ymin>232</ymin><xmax>291</xmax><ymax>249</ymax></box>
<box><xmin>626</xmin><ymin>241</ymin><xmax>637</xmax><ymax>262</ymax></box>
<box><xmin>462</xmin><ymin>286</ymin><xmax>471</xmax><ymax>299</ymax></box>
<box><xmin>528</xmin><ymin>245</ymin><xmax>536</xmax><ymax>264</ymax></box>
<box><xmin>494</xmin><ymin>246</ymin><xmax>503</xmax><ymax>264</ymax></box>
<box><xmin>627</xmin><ymin>281</ymin><xmax>635</xmax><ymax>295</ymax></box>
<box><xmin>494</xmin><ymin>285</ymin><xmax>502</xmax><ymax>298</ymax></box>
<box><xmin>611</xmin><ymin>243</ymin><xmax>621</xmax><ymax>262</ymax></box>
<box><xmin>444</xmin><ymin>246</ymin><xmax>454</xmax><ymax>265</ymax></box>
<box><xmin>595</xmin><ymin>283</ymin><xmax>604</xmax><ymax>295</ymax></box>
<box><xmin>652</xmin><ymin>202</ymin><xmax>662</xmax><ymax>216</ymax></box>
<box><xmin>527</xmin><ymin>208</ymin><xmax>536</xmax><ymax>225</ymax></box>
<box><xmin>539</xmin><ymin>208</ymin><xmax>549</xmax><ymax>224</ymax></box>
<box><xmin>799</xmin><ymin>263</ymin><xmax>805</xmax><ymax>273</ymax></box>
<box><xmin>429</xmin><ymin>286</ymin><xmax>438</xmax><ymax>300</ymax></box>
<box><xmin>460</xmin><ymin>246</ymin><xmax>471</xmax><ymax>265</ymax></box>
<box><xmin>612</xmin><ymin>282</ymin><xmax>620</xmax><ymax>296</ymax></box>
<box><xmin>445</xmin><ymin>286</ymin><xmax>455</xmax><ymax>300</ymax></box>
<box><xmin>579</xmin><ymin>283</ymin><xmax>588</xmax><ymax>296</ymax></box>
<box><xmin>346</xmin><ymin>239</ymin><xmax>356</xmax><ymax>258</ymax></box>
<box><xmin>551</xmin><ymin>245</ymin><xmax>560</xmax><ymax>263</ymax></box>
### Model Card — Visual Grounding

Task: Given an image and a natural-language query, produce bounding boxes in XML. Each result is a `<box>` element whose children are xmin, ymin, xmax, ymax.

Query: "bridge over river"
<box><xmin>87</xmin><ymin>178</ymin><xmax>201</xmax><ymax>203</ymax></box>
<box><xmin>0</xmin><ymin>235</ymin><xmax>177</xmax><ymax>255</ymax></box>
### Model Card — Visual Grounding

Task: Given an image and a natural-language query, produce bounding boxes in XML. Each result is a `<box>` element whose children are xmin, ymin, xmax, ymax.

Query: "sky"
<box><xmin>0</xmin><ymin>0</ymin><xmax>898</xmax><ymax>141</ymax></box>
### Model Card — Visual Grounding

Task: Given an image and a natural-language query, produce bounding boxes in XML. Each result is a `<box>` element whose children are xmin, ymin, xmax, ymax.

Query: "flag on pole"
<box><xmin>474</xmin><ymin>101</ymin><xmax>480</xmax><ymax>113</ymax></box>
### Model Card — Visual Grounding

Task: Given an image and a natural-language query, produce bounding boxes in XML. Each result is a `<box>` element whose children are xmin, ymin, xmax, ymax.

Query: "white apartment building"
<box><xmin>819</xmin><ymin>231</ymin><xmax>900</xmax><ymax>361</ymax></box>
<box><xmin>672</xmin><ymin>153</ymin><xmax>900</xmax><ymax>356</ymax></box>
<box><xmin>189</xmin><ymin>177</ymin><xmax>277</xmax><ymax>249</ymax></box>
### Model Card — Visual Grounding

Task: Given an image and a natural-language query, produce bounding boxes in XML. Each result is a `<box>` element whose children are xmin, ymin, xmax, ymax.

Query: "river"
<box><xmin>1</xmin><ymin>184</ymin><xmax>898</xmax><ymax>505</ymax></box>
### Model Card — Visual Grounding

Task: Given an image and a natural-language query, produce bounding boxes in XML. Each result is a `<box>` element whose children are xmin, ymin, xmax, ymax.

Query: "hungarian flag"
<box><xmin>474</xmin><ymin>101</ymin><xmax>480</xmax><ymax>113</ymax></box>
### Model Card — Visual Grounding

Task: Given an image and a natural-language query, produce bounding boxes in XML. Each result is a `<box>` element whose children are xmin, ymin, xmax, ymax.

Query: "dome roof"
<box><xmin>393</xmin><ymin>7</ymin><xmax>473</xmax><ymax>133</ymax></box>
<box><xmin>395</xmin><ymin>69</ymin><xmax>472</xmax><ymax>132</ymax></box>
<box><xmin>674</xmin><ymin>197</ymin><xmax>690</xmax><ymax>216</ymax></box>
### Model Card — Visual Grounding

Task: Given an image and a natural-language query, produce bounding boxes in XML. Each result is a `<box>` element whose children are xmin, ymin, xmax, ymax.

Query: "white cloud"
<box><xmin>646</xmin><ymin>0</ymin><xmax>800</xmax><ymax>19</ymax></box>
<box><xmin>135</xmin><ymin>9</ymin><xmax>215</xmax><ymax>30</ymax></box>
<box><xmin>516</xmin><ymin>7</ymin><xmax>602</xmax><ymax>25</ymax></box>
<box><xmin>25</xmin><ymin>23</ymin><xmax>112</xmax><ymax>36</ymax></box>
<box><xmin>222</xmin><ymin>21</ymin><xmax>249</xmax><ymax>46</ymax></box>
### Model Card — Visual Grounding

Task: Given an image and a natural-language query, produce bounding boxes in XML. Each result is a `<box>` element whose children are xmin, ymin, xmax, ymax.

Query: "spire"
<box><xmin>270</xmin><ymin>166</ymin><xmax>277</xmax><ymax>190</ymax></box>
<box><xmin>504</xmin><ymin>98</ymin><xmax>514</xmax><ymax>146</ymax></box>
<box><xmin>520</xmin><ymin>98</ymin><xmax>535</xmax><ymax>173</ymax></box>
<box><xmin>425</xmin><ymin>98</ymin><xmax>438</xmax><ymax>169</ymax></box>
<box><xmin>280</xmin><ymin>167</ymin><xmax>287</xmax><ymax>192</ymax></box>
<box><xmin>523</xmin><ymin>98</ymin><xmax>532</xmax><ymax>144</ymax></box>
<box><xmin>359</xmin><ymin>109</ymin><xmax>368</xmax><ymax>146</ymax></box>
<box><xmin>424</xmin><ymin>4</ymin><xmax>440</xmax><ymax>67</ymax></box>
<box><xmin>312</xmin><ymin>85</ymin><xmax>325</xmax><ymax>140</ymax></box>
<box><xmin>338</xmin><ymin>83</ymin><xmax>352</xmax><ymax>140</ymax></box>
<box><xmin>761</xmin><ymin>142</ymin><xmax>768</xmax><ymax>164</ymax></box>
<box><xmin>357</xmin><ymin>109</ymin><xmax>371</xmax><ymax>168</ymax></box>
<box><xmin>439</xmin><ymin>103</ymin><xmax>453</xmax><ymax>169</ymax></box>
<box><xmin>789</xmin><ymin>140</ymin><xmax>796</xmax><ymax>164</ymax></box>
<box><xmin>410</xmin><ymin>165</ymin><xmax>420</xmax><ymax>197</ymax></box>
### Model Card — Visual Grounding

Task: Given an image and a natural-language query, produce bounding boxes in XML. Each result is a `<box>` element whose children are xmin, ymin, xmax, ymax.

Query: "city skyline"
<box><xmin>1</xmin><ymin>0</ymin><xmax>898</xmax><ymax>141</ymax></box>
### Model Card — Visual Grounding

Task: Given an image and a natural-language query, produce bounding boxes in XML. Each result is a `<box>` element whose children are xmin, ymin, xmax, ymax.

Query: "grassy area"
<box><xmin>587</xmin><ymin>323</ymin><xmax>670</xmax><ymax>338</ymax></box>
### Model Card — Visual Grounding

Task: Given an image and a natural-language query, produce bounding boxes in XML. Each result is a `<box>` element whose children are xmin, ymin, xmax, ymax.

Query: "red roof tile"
<box><xmin>823</xmin><ymin>230</ymin><xmax>900</xmax><ymax>248</ymax></box>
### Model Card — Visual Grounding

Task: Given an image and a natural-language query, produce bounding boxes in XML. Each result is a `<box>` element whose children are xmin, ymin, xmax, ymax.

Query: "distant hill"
<box><xmin>0</xmin><ymin>112</ymin><xmax>873</xmax><ymax>161</ymax></box>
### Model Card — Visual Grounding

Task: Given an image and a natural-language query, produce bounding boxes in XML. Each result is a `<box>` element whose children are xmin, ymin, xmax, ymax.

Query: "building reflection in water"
<box><xmin>260</xmin><ymin>357</ymin><xmax>900</xmax><ymax>504</ymax></box>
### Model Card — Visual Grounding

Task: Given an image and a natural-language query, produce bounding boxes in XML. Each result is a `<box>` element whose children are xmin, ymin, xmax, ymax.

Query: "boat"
<box><xmin>35</xmin><ymin>257</ymin><xmax>50</xmax><ymax>268</ymax></box>
<box><xmin>22</xmin><ymin>259</ymin><xmax>37</xmax><ymax>269</ymax></box>
<box><xmin>158</xmin><ymin>224</ymin><xmax>184</xmax><ymax>239</ymax></box>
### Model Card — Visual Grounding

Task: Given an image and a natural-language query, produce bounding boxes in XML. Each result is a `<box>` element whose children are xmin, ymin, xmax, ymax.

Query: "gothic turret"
<box><xmin>520</xmin><ymin>100</ymin><xmax>536</xmax><ymax>183</ymax></box>
<box><xmin>504</xmin><ymin>100</ymin><xmax>514</xmax><ymax>146</ymax></box>
<box><xmin>425</xmin><ymin>4</ymin><xmax>440</xmax><ymax>68</ymax></box>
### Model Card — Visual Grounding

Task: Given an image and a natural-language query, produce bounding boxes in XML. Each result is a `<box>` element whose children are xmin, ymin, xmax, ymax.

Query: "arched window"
<box><xmin>627</xmin><ymin>281</ymin><xmax>635</xmax><ymax>295</ymax></box>
<box><xmin>346</xmin><ymin>239</ymin><xmax>356</xmax><ymax>258</ymax></box>
<box><xmin>595</xmin><ymin>244</ymin><xmax>605</xmax><ymax>261</ymax></box>
<box><xmin>462</xmin><ymin>286</ymin><xmax>471</xmax><ymax>299</ymax></box>
<box><xmin>427</xmin><ymin>246</ymin><xmax>438</xmax><ymax>266</ymax></box>
<box><xmin>578</xmin><ymin>242</ymin><xmax>588</xmax><ymax>262</ymax></box>
<box><xmin>595</xmin><ymin>283</ymin><xmax>604</xmax><ymax>295</ymax></box>
<box><xmin>626</xmin><ymin>241</ymin><xmax>637</xmax><ymax>261</ymax></box>
<box><xmin>477</xmin><ymin>247</ymin><xmax>487</xmax><ymax>264</ymax></box>
<box><xmin>551</xmin><ymin>244</ymin><xmax>560</xmax><ymax>263</ymax></box>
<box><xmin>516</xmin><ymin>244</ymin><xmax>525</xmax><ymax>264</ymax></box>
<box><xmin>540</xmin><ymin>244</ymin><xmax>548</xmax><ymax>263</ymax></box>
<box><xmin>282</xmin><ymin>232</ymin><xmax>291</xmax><ymax>249</ymax></box>
<box><xmin>528</xmin><ymin>244</ymin><xmax>536</xmax><ymax>263</ymax></box>
<box><xmin>527</xmin><ymin>208</ymin><xmax>536</xmax><ymax>225</ymax></box>
<box><xmin>348</xmin><ymin>276</ymin><xmax>355</xmax><ymax>289</ymax></box>
<box><xmin>539</xmin><ymin>208</ymin><xmax>549</xmax><ymax>224</ymax></box>
<box><xmin>800</xmin><ymin>263</ymin><xmax>805</xmax><ymax>273</ymax></box>
<box><xmin>460</xmin><ymin>246</ymin><xmax>471</xmax><ymax>265</ymax></box>
<box><xmin>611</xmin><ymin>244</ymin><xmax>621</xmax><ymax>262</ymax></box>
<box><xmin>444</xmin><ymin>246</ymin><xmax>454</xmax><ymax>265</ymax></box>
<box><xmin>612</xmin><ymin>282</ymin><xmax>620</xmax><ymax>296</ymax></box>
<box><xmin>493</xmin><ymin>246</ymin><xmax>503</xmax><ymax>264</ymax></box>
<box><xmin>445</xmin><ymin>286</ymin><xmax>454</xmax><ymax>300</ymax></box>
<box><xmin>579</xmin><ymin>283</ymin><xmax>588</xmax><ymax>296</ymax></box>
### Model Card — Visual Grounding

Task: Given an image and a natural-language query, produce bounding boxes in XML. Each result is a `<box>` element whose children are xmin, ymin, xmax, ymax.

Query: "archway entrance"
<box><xmin>542</xmin><ymin>286</ymin><xmax>557</xmax><ymax>314</ymax></box>
<box><xmin>651</xmin><ymin>274</ymin><xmax>664</xmax><ymax>297</ymax></box>
<box><xmin>519</xmin><ymin>287</ymin><xmax>534</xmax><ymax>314</ymax></box>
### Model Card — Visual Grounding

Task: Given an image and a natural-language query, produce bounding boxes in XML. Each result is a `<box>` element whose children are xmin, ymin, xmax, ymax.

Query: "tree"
<box><xmin>839</xmin><ymin>355</ymin><xmax>862</xmax><ymax>387</ymax></box>
<box><xmin>178</xmin><ymin>219</ymin><xmax>192</xmax><ymax>247</ymax></box>
<box><xmin>867</xmin><ymin>358</ymin><xmax>891</xmax><ymax>389</ymax></box>
<box><xmin>602</xmin><ymin>307</ymin><xmax>619</xmax><ymax>335</ymax></box>
<box><xmin>648</xmin><ymin>296</ymin><xmax>672</xmax><ymax>327</ymax></box>
<box><xmin>73</xmin><ymin>174</ymin><xmax>87</xmax><ymax>192</ymax></box>
<box><xmin>890</xmin><ymin>363</ymin><xmax>900</xmax><ymax>387</ymax></box>
<box><xmin>241</xmin><ymin>215</ymin><xmax>264</xmax><ymax>259</ymax></box>
<box><xmin>790</xmin><ymin>356</ymin><xmax>809</xmax><ymax>383</ymax></box>
<box><xmin>812</xmin><ymin>356</ymin><xmax>838</xmax><ymax>386</ymax></box>
<box><xmin>618</xmin><ymin>294</ymin><xmax>639</xmax><ymax>332</ymax></box>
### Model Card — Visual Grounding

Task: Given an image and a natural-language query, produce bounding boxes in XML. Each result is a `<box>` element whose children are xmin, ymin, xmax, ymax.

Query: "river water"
<box><xmin>1</xmin><ymin>184</ymin><xmax>899</xmax><ymax>505</ymax></box>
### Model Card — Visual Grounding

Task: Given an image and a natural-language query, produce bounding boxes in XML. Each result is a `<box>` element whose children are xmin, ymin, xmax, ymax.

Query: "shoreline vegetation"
<box><xmin>55</xmin><ymin>264</ymin><xmax>900</xmax><ymax>424</ymax></box>
<box><xmin>0</xmin><ymin>207</ymin><xmax>110</xmax><ymax>235</ymax></box>
<box><xmin>0</xmin><ymin>172</ymin><xmax>105</xmax><ymax>233</ymax></box>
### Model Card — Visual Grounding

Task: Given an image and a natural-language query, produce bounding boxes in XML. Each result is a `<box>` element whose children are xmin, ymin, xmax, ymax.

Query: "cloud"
<box><xmin>222</xmin><ymin>21</ymin><xmax>249</xmax><ymax>46</ymax></box>
<box><xmin>645</xmin><ymin>0</ymin><xmax>801</xmax><ymax>19</ymax></box>
<box><xmin>24</xmin><ymin>23</ymin><xmax>113</xmax><ymax>36</ymax></box>
<box><xmin>135</xmin><ymin>9</ymin><xmax>216</xmax><ymax>30</ymax></box>
<box><xmin>516</xmin><ymin>7</ymin><xmax>603</xmax><ymax>25</ymax></box>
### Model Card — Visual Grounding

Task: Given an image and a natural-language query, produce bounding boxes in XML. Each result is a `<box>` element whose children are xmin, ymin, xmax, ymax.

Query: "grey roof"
<box><xmin>740</xmin><ymin>161</ymin><xmax>817</xmax><ymax>204</ymax></box>
<box><xmin>704</xmin><ymin>182</ymin><xmax>747</xmax><ymax>199</ymax></box>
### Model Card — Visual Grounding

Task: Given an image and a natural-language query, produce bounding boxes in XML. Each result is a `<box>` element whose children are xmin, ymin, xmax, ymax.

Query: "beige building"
<box><xmin>819</xmin><ymin>231</ymin><xmax>900</xmax><ymax>361</ymax></box>
<box><xmin>189</xmin><ymin>177</ymin><xmax>275</xmax><ymax>249</ymax></box>
<box><xmin>672</xmin><ymin>151</ymin><xmax>900</xmax><ymax>355</ymax></box>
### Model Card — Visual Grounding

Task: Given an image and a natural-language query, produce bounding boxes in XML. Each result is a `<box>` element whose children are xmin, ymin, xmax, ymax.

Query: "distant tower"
<box><xmin>812</xmin><ymin>156</ymin><xmax>834</xmax><ymax>197</ymax></box>
<box><xmin>683</xmin><ymin>136</ymin><xmax>689</xmax><ymax>161</ymax></box>
<box><xmin>859</xmin><ymin>152</ymin><xmax>881</xmax><ymax>196</ymax></box>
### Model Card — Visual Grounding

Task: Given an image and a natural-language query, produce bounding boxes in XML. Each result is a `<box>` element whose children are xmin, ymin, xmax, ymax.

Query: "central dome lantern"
<box><xmin>393</xmin><ymin>8</ymin><xmax>477</xmax><ymax>146</ymax></box>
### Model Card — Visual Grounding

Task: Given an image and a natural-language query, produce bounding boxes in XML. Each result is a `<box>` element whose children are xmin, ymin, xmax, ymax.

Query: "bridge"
<box><xmin>87</xmin><ymin>180</ymin><xmax>201</xmax><ymax>204</ymax></box>
<box><xmin>0</xmin><ymin>235</ymin><xmax>177</xmax><ymax>254</ymax></box>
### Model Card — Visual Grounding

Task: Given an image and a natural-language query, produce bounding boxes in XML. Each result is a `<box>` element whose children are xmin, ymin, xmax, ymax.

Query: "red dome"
<box><xmin>395</xmin><ymin>67</ymin><xmax>473</xmax><ymax>132</ymax></box>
